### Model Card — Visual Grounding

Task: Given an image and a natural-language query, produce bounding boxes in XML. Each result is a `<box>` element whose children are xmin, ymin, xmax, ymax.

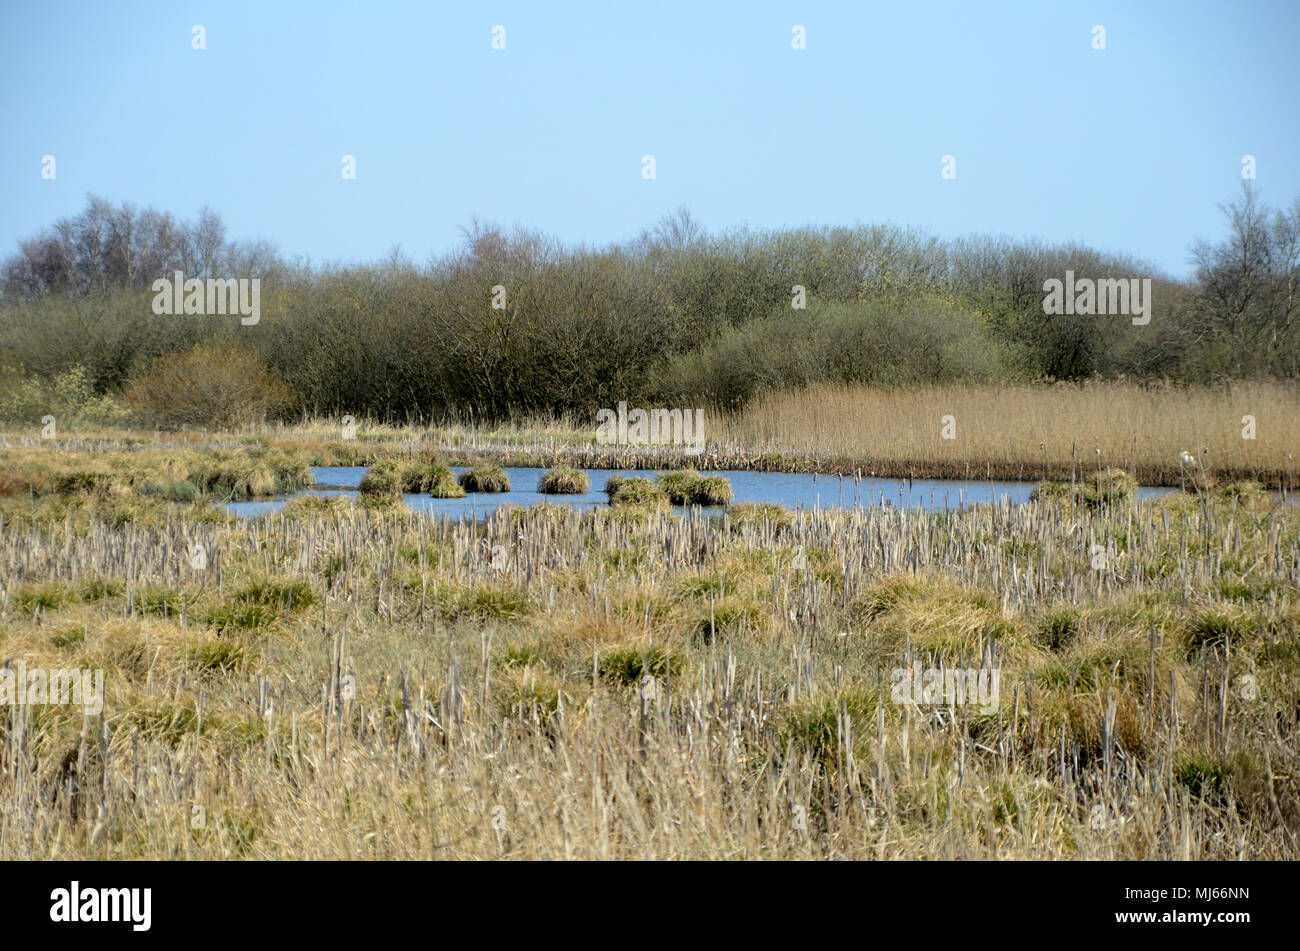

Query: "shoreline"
<box><xmin>5</xmin><ymin>427</ymin><xmax>1296</xmax><ymax>491</ymax></box>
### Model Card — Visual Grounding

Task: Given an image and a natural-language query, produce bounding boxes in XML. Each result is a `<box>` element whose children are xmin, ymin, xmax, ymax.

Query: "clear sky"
<box><xmin>2</xmin><ymin>0</ymin><xmax>1297</xmax><ymax>278</ymax></box>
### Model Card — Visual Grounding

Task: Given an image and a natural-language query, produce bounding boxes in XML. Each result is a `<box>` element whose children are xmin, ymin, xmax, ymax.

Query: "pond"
<box><xmin>222</xmin><ymin>466</ymin><xmax>1180</xmax><ymax>519</ymax></box>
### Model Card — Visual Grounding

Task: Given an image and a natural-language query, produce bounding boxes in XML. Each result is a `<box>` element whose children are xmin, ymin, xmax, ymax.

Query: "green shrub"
<box><xmin>448</xmin><ymin>584</ymin><xmax>531</xmax><ymax>620</ymax></box>
<box><xmin>56</xmin><ymin>471</ymin><xmax>115</xmax><ymax>496</ymax></box>
<box><xmin>206</xmin><ymin>603</ymin><xmax>281</xmax><ymax>632</ymax></box>
<box><xmin>129</xmin><ymin>704</ymin><xmax>202</xmax><ymax>746</ymax></box>
<box><xmin>136</xmin><ymin>585</ymin><xmax>193</xmax><ymax>617</ymax></box>
<box><xmin>80</xmin><ymin>578</ymin><xmax>124</xmax><ymax>600</ymax></box>
<box><xmin>51</xmin><ymin>625</ymin><xmax>86</xmax><ymax>649</ymax></box>
<box><xmin>656</xmin><ymin>470</ymin><xmax>731</xmax><ymax>505</ymax></box>
<box><xmin>693</xmin><ymin>599</ymin><xmax>763</xmax><ymax>643</ymax></box>
<box><xmin>1217</xmin><ymin>481</ymin><xmax>1265</xmax><ymax>502</ymax></box>
<box><xmin>192</xmin><ymin>455</ymin><xmax>278</xmax><ymax>499</ymax></box>
<box><xmin>501</xmin><ymin>645</ymin><xmax>542</xmax><ymax>669</ymax></box>
<box><xmin>1173</xmin><ymin>751</ymin><xmax>1235</xmax><ymax>801</ymax></box>
<box><xmin>777</xmin><ymin>689</ymin><xmax>877</xmax><ymax>770</ymax></box>
<box><xmin>1186</xmin><ymin>608</ymin><xmax>1252</xmax><ymax>652</ymax></box>
<box><xmin>140</xmin><ymin>479</ymin><xmax>200</xmax><ymax>502</ymax></box>
<box><xmin>0</xmin><ymin>364</ymin><xmax>130</xmax><ymax>428</ymax></box>
<box><xmin>123</xmin><ymin>343</ymin><xmax>293</xmax><ymax>430</ymax></box>
<box><xmin>675</xmin><ymin>574</ymin><xmax>729</xmax><ymax>599</ymax></box>
<box><xmin>281</xmin><ymin>494</ymin><xmax>353</xmax><ymax>518</ymax></box>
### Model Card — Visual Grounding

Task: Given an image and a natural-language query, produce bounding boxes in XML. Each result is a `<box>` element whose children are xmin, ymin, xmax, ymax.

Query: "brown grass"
<box><xmin>6</xmin><ymin>381</ymin><xmax>1297</xmax><ymax>487</ymax></box>
<box><xmin>0</xmin><ymin>467</ymin><xmax>1296</xmax><ymax>859</ymax></box>
<box><xmin>726</xmin><ymin>381</ymin><xmax>1300</xmax><ymax>486</ymax></box>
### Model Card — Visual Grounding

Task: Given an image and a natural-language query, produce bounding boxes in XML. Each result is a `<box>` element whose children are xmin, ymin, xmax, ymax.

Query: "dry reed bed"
<box><xmin>0</xmin><ymin>482</ymin><xmax>1297</xmax><ymax>859</ymax></box>
<box><xmin>728</xmin><ymin>381</ymin><xmax>1300</xmax><ymax>487</ymax></box>
<box><xmin>4</xmin><ymin>381</ymin><xmax>1299</xmax><ymax>486</ymax></box>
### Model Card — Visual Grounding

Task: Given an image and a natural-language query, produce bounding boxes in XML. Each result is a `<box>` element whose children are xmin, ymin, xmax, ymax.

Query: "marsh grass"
<box><xmin>606</xmin><ymin>476</ymin><xmax>668</xmax><ymax>509</ymax></box>
<box><xmin>597</xmin><ymin>646</ymin><xmax>683</xmax><ymax>685</ymax></box>
<box><xmin>657</xmin><ymin>470</ymin><xmax>701</xmax><ymax>504</ymax></box>
<box><xmin>693</xmin><ymin>475</ymin><xmax>734</xmax><ymax>506</ymax></box>
<box><xmin>654</xmin><ymin>471</ymin><xmax>733</xmax><ymax>506</ymax></box>
<box><xmin>0</xmin><ymin>446</ymin><xmax>313</xmax><ymax>503</ymax></box>
<box><xmin>0</xmin><ymin>440</ymin><xmax>1297</xmax><ymax>859</ymax></box>
<box><xmin>402</xmin><ymin>463</ymin><xmax>464</xmax><ymax>498</ymax></box>
<box><xmin>358</xmin><ymin>462</ymin><xmax>402</xmax><ymax>502</ymax></box>
<box><xmin>537</xmin><ymin>468</ymin><xmax>589</xmax><ymax>494</ymax></box>
<box><xmin>458</xmin><ymin>465</ymin><xmax>511</xmax><ymax>493</ymax></box>
<box><xmin>11</xmin><ymin>380</ymin><xmax>1298</xmax><ymax>487</ymax></box>
<box><xmin>1031</xmin><ymin>470</ymin><xmax>1137</xmax><ymax>509</ymax></box>
<box><xmin>728</xmin><ymin>381</ymin><xmax>1300</xmax><ymax>487</ymax></box>
<box><xmin>727</xmin><ymin>502</ymin><xmax>794</xmax><ymax>531</ymax></box>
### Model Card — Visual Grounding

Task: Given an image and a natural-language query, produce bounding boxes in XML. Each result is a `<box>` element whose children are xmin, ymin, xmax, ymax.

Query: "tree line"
<box><xmin>1</xmin><ymin>186</ymin><xmax>1296</xmax><ymax>425</ymax></box>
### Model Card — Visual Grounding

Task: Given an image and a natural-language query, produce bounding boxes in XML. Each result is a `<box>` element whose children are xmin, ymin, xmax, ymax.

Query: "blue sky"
<box><xmin>1</xmin><ymin>0</ymin><xmax>1297</xmax><ymax>278</ymax></box>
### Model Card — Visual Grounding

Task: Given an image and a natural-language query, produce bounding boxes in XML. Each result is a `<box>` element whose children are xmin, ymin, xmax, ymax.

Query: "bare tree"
<box><xmin>1190</xmin><ymin>183</ymin><xmax>1300</xmax><ymax>377</ymax></box>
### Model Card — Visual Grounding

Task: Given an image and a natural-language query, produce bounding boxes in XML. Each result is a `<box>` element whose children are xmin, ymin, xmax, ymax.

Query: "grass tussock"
<box><xmin>458</xmin><ymin>465</ymin><xmax>511</xmax><ymax>493</ymax></box>
<box><xmin>606</xmin><ymin>476</ymin><xmax>668</xmax><ymax>509</ymax></box>
<box><xmin>655</xmin><ymin>471</ymin><xmax>734</xmax><ymax>506</ymax></box>
<box><xmin>1031</xmin><ymin>469</ymin><xmax>1138</xmax><ymax>509</ymax></box>
<box><xmin>537</xmin><ymin>468</ymin><xmax>589</xmax><ymax>494</ymax></box>
<box><xmin>402</xmin><ymin>463</ymin><xmax>464</xmax><ymax>498</ymax></box>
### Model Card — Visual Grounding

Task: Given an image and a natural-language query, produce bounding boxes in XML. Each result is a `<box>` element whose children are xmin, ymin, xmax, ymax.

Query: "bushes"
<box><xmin>604</xmin><ymin>472</ymin><xmax>732</xmax><ymax>508</ymax></box>
<box><xmin>440</xmin><ymin>583</ymin><xmax>531</xmax><ymax>620</ymax></box>
<box><xmin>360</xmin><ymin>462</ymin><xmax>466</xmax><ymax>500</ymax></box>
<box><xmin>0</xmin><ymin>446</ymin><xmax>301</xmax><ymax>502</ymax></box>
<box><xmin>0</xmin><ymin>364</ymin><xmax>130</xmax><ymax>428</ymax></box>
<box><xmin>650</xmin><ymin>294</ymin><xmax>1005</xmax><ymax>409</ymax></box>
<box><xmin>123</xmin><ymin>342</ymin><xmax>292</xmax><ymax>429</ymax></box>
<box><xmin>191</xmin><ymin>454</ymin><xmax>278</xmax><ymax>500</ymax></box>
<box><xmin>2</xmin><ymin>194</ymin><xmax>1297</xmax><ymax>422</ymax></box>
<box><xmin>206</xmin><ymin>578</ymin><xmax>317</xmax><ymax>632</ymax></box>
